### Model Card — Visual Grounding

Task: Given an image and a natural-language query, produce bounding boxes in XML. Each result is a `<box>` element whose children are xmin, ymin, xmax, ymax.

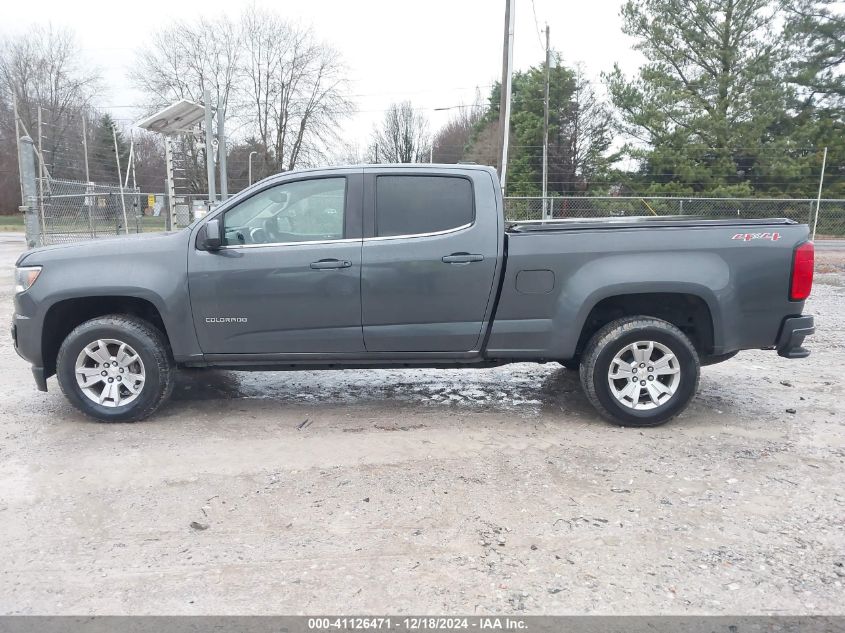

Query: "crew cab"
<box><xmin>12</xmin><ymin>164</ymin><xmax>815</xmax><ymax>426</ymax></box>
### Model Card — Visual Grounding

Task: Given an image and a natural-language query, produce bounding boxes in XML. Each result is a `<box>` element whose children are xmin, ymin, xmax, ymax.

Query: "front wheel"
<box><xmin>56</xmin><ymin>315</ymin><xmax>175</xmax><ymax>422</ymax></box>
<box><xmin>579</xmin><ymin>316</ymin><xmax>700</xmax><ymax>427</ymax></box>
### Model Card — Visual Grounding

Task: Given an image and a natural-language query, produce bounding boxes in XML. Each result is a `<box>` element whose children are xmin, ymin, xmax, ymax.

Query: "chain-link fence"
<box><xmin>38</xmin><ymin>179</ymin><xmax>144</xmax><ymax>244</ymax></box>
<box><xmin>33</xmin><ymin>189</ymin><xmax>845</xmax><ymax>244</ymax></box>
<box><xmin>504</xmin><ymin>196</ymin><xmax>845</xmax><ymax>236</ymax></box>
<box><xmin>35</xmin><ymin>183</ymin><xmax>225</xmax><ymax>244</ymax></box>
<box><xmin>131</xmin><ymin>192</ymin><xmax>217</xmax><ymax>232</ymax></box>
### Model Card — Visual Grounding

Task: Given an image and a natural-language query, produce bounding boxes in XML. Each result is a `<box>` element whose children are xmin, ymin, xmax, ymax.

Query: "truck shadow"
<box><xmin>172</xmin><ymin>368</ymin><xmax>243</xmax><ymax>400</ymax></box>
<box><xmin>169</xmin><ymin>364</ymin><xmax>596</xmax><ymax>418</ymax></box>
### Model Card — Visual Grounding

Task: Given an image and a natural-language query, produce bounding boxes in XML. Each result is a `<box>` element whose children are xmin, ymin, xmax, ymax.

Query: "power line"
<box><xmin>529</xmin><ymin>0</ymin><xmax>546</xmax><ymax>55</ymax></box>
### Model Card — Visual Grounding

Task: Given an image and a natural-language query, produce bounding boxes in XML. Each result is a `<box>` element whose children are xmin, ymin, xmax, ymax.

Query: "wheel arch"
<box><xmin>41</xmin><ymin>296</ymin><xmax>171</xmax><ymax>379</ymax></box>
<box><xmin>571</xmin><ymin>289</ymin><xmax>718</xmax><ymax>360</ymax></box>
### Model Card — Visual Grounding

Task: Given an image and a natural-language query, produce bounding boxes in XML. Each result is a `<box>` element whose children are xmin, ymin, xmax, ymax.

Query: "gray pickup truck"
<box><xmin>12</xmin><ymin>164</ymin><xmax>815</xmax><ymax>426</ymax></box>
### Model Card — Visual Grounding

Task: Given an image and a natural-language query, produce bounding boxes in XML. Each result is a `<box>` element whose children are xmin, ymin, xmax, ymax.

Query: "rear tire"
<box><xmin>56</xmin><ymin>315</ymin><xmax>175</xmax><ymax>422</ymax></box>
<box><xmin>579</xmin><ymin>316</ymin><xmax>700</xmax><ymax>427</ymax></box>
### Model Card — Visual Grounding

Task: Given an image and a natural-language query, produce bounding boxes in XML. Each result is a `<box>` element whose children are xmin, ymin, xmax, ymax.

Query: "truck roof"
<box><xmin>258</xmin><ymin>163</ymin><xmax>498</xmax><ymax>179</ymax></box>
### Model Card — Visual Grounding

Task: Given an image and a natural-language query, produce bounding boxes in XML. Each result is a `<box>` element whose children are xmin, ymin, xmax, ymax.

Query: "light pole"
<box><xmin>248</xmin><ymin>151</ymin><xmax>258</xmax><ymax>186</ymax></box>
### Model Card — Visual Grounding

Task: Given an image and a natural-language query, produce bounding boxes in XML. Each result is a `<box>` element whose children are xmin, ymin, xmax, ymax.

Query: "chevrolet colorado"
<box><xmin>12</xmin><ymin>164</ymin><xmax>815</xmax><ymax>426</ymax></box>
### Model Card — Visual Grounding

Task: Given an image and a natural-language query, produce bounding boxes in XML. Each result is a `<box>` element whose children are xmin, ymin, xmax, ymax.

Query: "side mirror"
<box><xmin>203</xmin><ymin>218</ymin><xmax>222</xmax><ymax>250</ymax></box>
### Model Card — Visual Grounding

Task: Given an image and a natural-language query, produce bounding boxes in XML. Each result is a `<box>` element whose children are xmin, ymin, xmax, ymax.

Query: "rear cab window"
<box><xmin>375</xmin><ymin>175</ymin><xmax>474</xmax><ymax>237</ymax></box>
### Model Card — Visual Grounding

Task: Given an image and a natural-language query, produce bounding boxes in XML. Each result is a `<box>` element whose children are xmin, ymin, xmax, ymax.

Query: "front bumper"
<box><xmin>30</xmin><ymin>366</ymin><xmax>48</xmax><ymax>391</ymax></box>
<box><xmin>12</xmin><ymin>316</ymin><xmax>48</xmax><ymax>392</ymax></box>
<box><xmin>776</xmin><ymin>315</ymin><xmax>814</xmax><ymax>359</ymax></box>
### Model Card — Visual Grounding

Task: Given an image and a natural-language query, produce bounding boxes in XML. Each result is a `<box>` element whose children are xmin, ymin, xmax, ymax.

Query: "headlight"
<box><xmin>15</xmin><ymin>266</ymin><xmax>42</xmax><ymax>293</ymax></box>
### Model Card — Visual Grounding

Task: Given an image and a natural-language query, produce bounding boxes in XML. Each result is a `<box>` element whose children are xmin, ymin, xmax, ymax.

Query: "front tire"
<box><xmin>579</xmin><ymin>316</ymin><xmax>700</xmax><ymax>427</ymax></box>
<box><xmin>56</xmin><ymin>315</ymin><xmax>175</xmax><ymax>422</ymax></box>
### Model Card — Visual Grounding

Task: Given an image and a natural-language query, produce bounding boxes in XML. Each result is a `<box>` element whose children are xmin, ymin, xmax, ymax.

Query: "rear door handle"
<box><xmin>310</xmin><ymin>259</ymin><xmax>351</xmax><ymax>269</ymax></box>
<box><xmin>442</xmin><ymin>253</ymin><xmax>484</xmax><ymax>264</ymax></box>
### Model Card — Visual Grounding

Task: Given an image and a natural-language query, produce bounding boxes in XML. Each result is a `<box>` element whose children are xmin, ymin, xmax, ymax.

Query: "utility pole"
<box><xmin>18</xmin><ymin>135</ymin><xmax>40</xmax><ymax>248</ymax></box>
<box><xmin>164</xmin><ymin>137</ymin><xmax>175</xmax><ymax>231</ymax></box>
<box><xmin>248</xmin><ymin>150</ymin><xmax>258</xmax><ymax>186</ymax></box>
<box><xmin>124</xmin><ymin>131</ymin><xmax>138</xmax><ymax>232</ymax></box>
<box><xmin>542</xmin><ymin>24</ymin><xmax>551</xmax><ymax>219</ymax></box>
<box><xmin>124</xmin><ymin>134</ymin><xmax>134</xmax><ymax>189</ymax></box>
<box><xmin>81</xmin><ymin>113</ymin><xmax>93</xmax><ymax>238</ymax></box>
<box><xmin>203</xmin><ymin>89</ymin><xmax>217</xmax><ymax>205</ymax></box>
<box><xmin>37</xmin><ymin>107</ymin><xmax>43</xmax><ymax>192</ymax></box>
<box><xmin>217</xmin><ymin>92</ymin><xmax>228</xmax><ymax>201</ymax></box>
<box><xmin>129</xmin><ymin>131</ymin><xmax>137</xmax><ymax>192</ymax></box>
<box><xmin>813</xmin><ymin>146</ymin><xmax>827</xmax><ymax>240</ymax></box>
<box><xmin>81</xmin><ymin>114</ymin><xmax>90</xmax><ymax>182</ymax></box>
<box><xmin>13</xmin><ymin>96</ymin><xmax>24</xmax><ymax>205</ymax></box>
<box><xmin>37</xmin><ymin>106</ymin><xmax>44</xmax><ymax>236</ymax></box>
<box><xmin>112</xmin><ymin>125</ymin><xmax>130</xmax><ymax>235</ymax></box>
<box><xmin>497</xmin><ymin>0</ymin><xmax>516</xmax><ymax>193</ymax></box>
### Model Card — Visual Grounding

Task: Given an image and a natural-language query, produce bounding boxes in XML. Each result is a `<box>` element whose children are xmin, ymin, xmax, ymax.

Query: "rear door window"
<box><xmin>375</xmin><ymin>175</ymin><xmax>473</xmax><ymax>237</ymax></box>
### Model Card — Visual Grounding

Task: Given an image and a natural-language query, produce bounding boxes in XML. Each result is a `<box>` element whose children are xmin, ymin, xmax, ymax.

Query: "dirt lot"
<box><xmin>0</xmin><ymin>233</ymin><xmax>843</xmax><ymax>615</ymax></box>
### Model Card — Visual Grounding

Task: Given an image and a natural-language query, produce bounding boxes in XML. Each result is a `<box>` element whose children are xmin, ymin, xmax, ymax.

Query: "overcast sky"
<box><xmin>0</xmin><ymin>0</ymin><xmax>645</xmax><ymax>145</ymax></box>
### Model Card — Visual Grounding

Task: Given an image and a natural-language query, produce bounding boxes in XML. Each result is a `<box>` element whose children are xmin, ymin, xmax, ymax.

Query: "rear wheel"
<box><xmin>56</xmin><ymin>315</ymin><xmax>175</xmax><ymax>422</ymax></box>
<box><xmin>579</xmin><ymin>316</ymin><xmax>700</xmax><ymax>427</ymax></box>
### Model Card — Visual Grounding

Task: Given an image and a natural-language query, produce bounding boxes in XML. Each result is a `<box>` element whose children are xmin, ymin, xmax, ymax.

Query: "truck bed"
<box><xmin>488</xmin><ymin>217</ymin><xmax>810</xmax><ymax>361</ymax></box>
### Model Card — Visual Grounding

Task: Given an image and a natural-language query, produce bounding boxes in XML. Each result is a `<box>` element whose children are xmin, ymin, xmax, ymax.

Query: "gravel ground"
<box><xmin>0</xmin><ymin>234</ymin><xmax>843</xmax><ymax>615</ymax></box>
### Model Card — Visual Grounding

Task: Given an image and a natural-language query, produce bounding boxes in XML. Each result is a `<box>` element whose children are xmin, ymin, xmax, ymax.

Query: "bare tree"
<box><xmin>330</xmin><ymin>141</ymin><xmax>368</xmax><ymax>165</ymax></box>
<box><xmin>431</xmin><ymin>98</ymin><xmax>485</xmax><ymax>163</ymax></box>
<box><xmin>131</xmin><ymin>15</ymin><xmax>241</xmax><ymax>192</ymax></box>
<box><xmin>0</xmin><ymin>25</ymin><xmax>101</xmax><ymax>207</ymax></box>
<box><xmin>130</xmin><ymin>7</ymin><xmax>352</xmax><ymax>190</ymax></box>
<box><xmin>131</xmin><ymin>130</ymin><xmax>166</xmax><ymax>192</ymax></box>
<box><xmin>132</xmin><ymin>15</ymin><xmax>240</xmax><ymax>113</ymax></box>
<box><xmin>0</xmin><ymin>98</ymin><xmax>19</xmax><ymax>212</ymax></box>
<box><xmin>1</xmin><ymin>25</ymin><xmax>100</xmax><ymax>136</ymax></box>
<box><xmin>465</xmin><ymin>120</ymin><xmax>499</xmax><ymax>168</ymax></box>
<box><xmin>370</xmin><ymin>101</ymin><xmax>431</xmax><ymax>163</ymax></box>
<box><xmin>240</xmin><ymin>6</ymin><xmax>352</xmax><ymax>171</ymax></box>
<box><xmin>553</xmin><ymin>66</ymin><xmax>616</xmax><ymax>193</ymax></box>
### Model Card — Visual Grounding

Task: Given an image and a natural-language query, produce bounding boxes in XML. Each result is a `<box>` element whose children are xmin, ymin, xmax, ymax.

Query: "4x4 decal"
<box><xmin>732</xmin><ymin>232</ymin><xmax>781</xmax><ymax>242</ymax></box>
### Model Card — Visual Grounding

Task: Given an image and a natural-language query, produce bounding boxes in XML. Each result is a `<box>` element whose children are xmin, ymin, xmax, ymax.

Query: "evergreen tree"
<box><xmin>786</xmin><ymin>0</ymin><xmax>845</xmax><ymax>106</ymax></box>
<box><xmin>468</xmin><ymin>60</ymin><xmax>616</xmax><ymax>196</ymax></box>
<box><xmin>606</xmin><ymin>0</ymin><xmax>790</xmax><ymax>195</ymax></box>
<box><xmin>780</xmin><ymin>0</ymin><xmax>845</xmax><ymax>197</ymax></box>
<box><xmin>89</xmin><ymin>113</ymin><xmax>130</xmax><ymax>184</ymax></box>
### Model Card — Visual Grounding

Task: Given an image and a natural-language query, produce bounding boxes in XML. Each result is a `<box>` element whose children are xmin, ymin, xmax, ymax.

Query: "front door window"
<box><xmin>223</xmin><ymin>177</ymin><xmax>347</xmax><ymax>246</ymax></box>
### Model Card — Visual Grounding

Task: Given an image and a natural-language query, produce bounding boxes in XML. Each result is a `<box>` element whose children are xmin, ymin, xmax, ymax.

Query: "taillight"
<box><xmin>790</xmin><ymin>241</ymin><xmax>814</xmax><ymax>301</ymax></box>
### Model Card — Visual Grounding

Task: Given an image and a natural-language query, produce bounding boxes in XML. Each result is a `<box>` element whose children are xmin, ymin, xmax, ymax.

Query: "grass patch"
<box><xmin>0</xmin><ymin>214</ymin><xmax>24</xmax><ymax>231</ymax></box>
<box><xmin>0</xmin><ymin>214</ymin><xmax>169</xmax><ymax>233</ymax></box>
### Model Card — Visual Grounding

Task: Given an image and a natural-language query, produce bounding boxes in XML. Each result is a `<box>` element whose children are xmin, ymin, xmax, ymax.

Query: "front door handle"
<box><xmin>310</xmin><ymin>259</ymin><xmax>352</xmax><ymax>270</ymax></box>
<box><xmin>442</xmin><ymin>253</ymin><xmax>484</xmax><ymax>264</ymax></box>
